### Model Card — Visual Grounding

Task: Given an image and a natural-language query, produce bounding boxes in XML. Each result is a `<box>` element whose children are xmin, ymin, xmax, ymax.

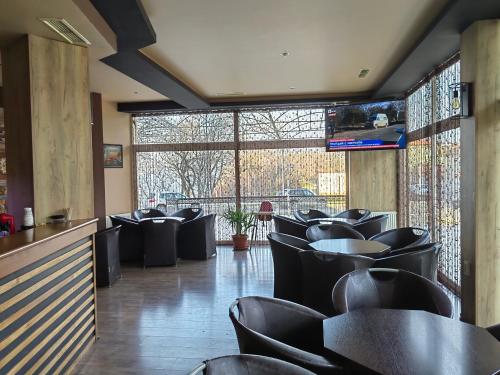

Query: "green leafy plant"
<box><xmin>223</xmin><ymin>208</ymin><xmax>255</xmax><ymax>235</ymax></box>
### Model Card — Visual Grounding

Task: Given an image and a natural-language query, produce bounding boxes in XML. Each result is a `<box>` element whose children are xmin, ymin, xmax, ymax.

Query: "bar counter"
<box><xmin>0</xmin><ymin>219</ymin><xmax>98</xmax><ymax>374</ymax></box>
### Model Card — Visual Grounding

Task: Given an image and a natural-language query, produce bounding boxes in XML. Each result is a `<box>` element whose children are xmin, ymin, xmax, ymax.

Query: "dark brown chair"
<box><xmin>140</xmin><ymin>218</ymin><xmax>181</xmax><ymax>266</ymax></box>
<box><xmin>267</xmin><ymin>232</ymin><xmax>312</xmax><ymax>303</ymax></box>
<box><xmin>293</xmin><ymin>209</ymin><xmax>330</xmax><ymax>223</ymax></box>
<box><xmin>352</xmin><ymin>214</ymin><xmax>388</xmax><ymax>239</ymax></box>
<box><xmin>373</xmin><ymin>243</ymin><xmax>442</xmax><ymax>281</ymax></box>
<box><xmin>229</xmin><ymin>296</ymin><xmax>346</xmax><ymax>375</ymax></box>
<box><xmin>272</xmin><ymin>215</ymin><xmax>308</xmax><ymax>240</ymax></box>
<box><xmin>132</xmin><ymin>208</ymin><xmax>167</xmax><ymax>221</ymax></box>
<box><xmin>95</xmin><ymin>225</ymin><xmax>121</xmax><ymax>287</ymax></box>
<box><xmin>299</xmin><ymin>251</ymin><xmax>374</xmax><ymax>315</ymax></box>
<box><xmin>487</xmin><ymin>324</ymin><xmax>500</xmax><ymax>341</ymax></box>
<box><xmin>109</xmin><ymin>215</ymin><xmax>143</xmax><ymax>262</ymax></box>
<box><xmin>369</xmin><ymin>227</ymin><xmax>430</xmax><ymax>250</ymax></box>
<box><xmin>171</xmin><ymin>207</ymin><xmax>204</xmax><ymax>222</ymax></box>
<box><xmin>178</xmin><ymin>214</ymin><xmax>216</xmax><ymax>260</ymax></box>
<box><xmin>188</xmin><ymin>354</ymin><xmax>315</xmax><ymax>375</ymax></box>
<box><xmin>332</xmin><ymin>268</ymin><xmax>453</xmax><ymax>318</ymax></box>
<box><xmin>334</xmin><ymin>209</ymin><xmax>371</xmax><ymax>221</ymax></box>
<box><xmin>306</xmin><ymin>224</ymin><xmax>365</xmax><ymax>242</ymax></box>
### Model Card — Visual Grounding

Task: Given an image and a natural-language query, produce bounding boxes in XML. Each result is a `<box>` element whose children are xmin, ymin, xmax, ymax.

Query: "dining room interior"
<box><xmin>0</xmin><ymin>0</ymin><xmax>499</xmax><ymax>374</ymax></box>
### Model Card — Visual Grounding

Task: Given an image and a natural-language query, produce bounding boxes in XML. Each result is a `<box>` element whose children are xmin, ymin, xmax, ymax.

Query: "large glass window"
<box><xmin>133</xmin><ymin>107</ymin><xmax>347</xmax><ymax>242</ymax></box>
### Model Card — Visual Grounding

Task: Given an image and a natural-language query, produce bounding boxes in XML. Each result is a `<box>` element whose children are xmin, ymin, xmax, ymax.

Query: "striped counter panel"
<box><xmin>0</xmin><ymin>237</ymin><xmax>96</xmax><ymax>374</ymax></box>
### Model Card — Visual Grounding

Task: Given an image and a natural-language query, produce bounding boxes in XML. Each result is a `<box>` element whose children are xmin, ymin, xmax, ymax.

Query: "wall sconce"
<box><xmin>449</xmin><ymin>82</ymin><xmax>472</xmax><ymax>118</ymax></box>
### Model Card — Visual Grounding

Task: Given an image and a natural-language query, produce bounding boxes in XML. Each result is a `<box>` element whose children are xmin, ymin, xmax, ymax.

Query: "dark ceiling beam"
<box><xmin>90</xmin><ymin>0</ymin><xmax>209</xmax><ymax>109</ymax></box>
<box><xmin>89</xmin><ymin>0</ymin><xmax>155</xmax><ymax>50</ymax></box>
<box><xmin>102</xmin><ymin>51</ymin><xmax>209</xmax><ymax>109</ymax></box>
<box><xmin>375</xmin><ymin>0</ymin><xmax>500</xmax><ymax>98</ymax></box>
<box><xmin>116</xmin><ymin>94</ymin><xmax>375</xmax><ymax>114</ymax></box>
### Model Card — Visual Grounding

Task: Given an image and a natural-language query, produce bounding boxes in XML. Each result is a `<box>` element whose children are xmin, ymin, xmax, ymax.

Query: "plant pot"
<box><xmin>232</xmin><ymin>234</ymin><xmax>249</xmax><ymax>251</ymax></box>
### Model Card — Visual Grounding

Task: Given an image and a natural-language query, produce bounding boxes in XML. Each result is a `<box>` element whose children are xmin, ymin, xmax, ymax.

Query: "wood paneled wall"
<box><xmin>348</xmin><ymin>150</ymin><xmax>398</xmax><ymax>212</ymax></box>
<box><xmin>460</xmin><ymin>20</ymin><xmax>500</xmax><ymax>327</ymax></box>
<box><xmin>1</xmin><ymin>35</ymin><xmax>93</xmax><ymax>227</ymax></box>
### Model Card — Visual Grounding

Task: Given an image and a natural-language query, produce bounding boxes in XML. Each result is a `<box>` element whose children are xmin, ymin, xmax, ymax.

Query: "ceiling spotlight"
<box><xmin>358</xmin><ymin>69</ymin><xmax>370</xmax><ymax>78</ymax></box>
<box><xmin>289</xmin><ymin>86</ymin><xmax>296</xmax><ymax>90</ymax></box>
<box><xmin>133</xmin><ymin>91</ymin><xmax>138</xmax><ymax>94</ymax></box>
<box><xmin>281</xmin><ymin>51</ymin><xmax>290</xmax><ymax>57</ymax></box>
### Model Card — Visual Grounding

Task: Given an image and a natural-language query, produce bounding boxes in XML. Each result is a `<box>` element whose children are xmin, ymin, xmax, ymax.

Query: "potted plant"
<box><xmin>223</xmin><ymin>208</ymin><xmax>255</xmax><ymax>251</ymax></box>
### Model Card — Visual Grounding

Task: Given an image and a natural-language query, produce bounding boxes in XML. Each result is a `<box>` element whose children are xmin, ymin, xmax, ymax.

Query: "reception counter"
<box><xmin>0</xmin><ymin>219</ymin><xmax>98</xmax><ymax>374</ymax></box>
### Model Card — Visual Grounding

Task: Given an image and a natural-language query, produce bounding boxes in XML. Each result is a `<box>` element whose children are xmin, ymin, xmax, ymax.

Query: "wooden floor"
<box><xmin>75</xmin><ymin>246</ymin><xmax>273</xmax><ymax>374</ymax></box>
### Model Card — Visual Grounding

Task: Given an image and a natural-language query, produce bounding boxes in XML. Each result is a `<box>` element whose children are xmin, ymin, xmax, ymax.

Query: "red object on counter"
<box><xmin>0</xmin><ymin>213</ymin><xmax>16</xmax><ymax>234</ymax></box>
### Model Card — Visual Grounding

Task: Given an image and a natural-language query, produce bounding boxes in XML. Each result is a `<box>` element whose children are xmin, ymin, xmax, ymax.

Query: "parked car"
<box><xmin>277</xmin><ymin>188</ymin><xmax>316</xmax><ymax>197</ymax></box>
<box><xmin>367</xmin><ymin>113</ymin><xmax>389</xmax><ymax>128</ymax></box>
<box><xmin>158</xmin><ymin>192</ymin><xmax>188</xmax><ymax>205</ymax></box>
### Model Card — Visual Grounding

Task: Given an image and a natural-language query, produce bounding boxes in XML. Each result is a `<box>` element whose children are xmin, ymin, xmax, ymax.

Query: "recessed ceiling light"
<box><xmin>358</xmin><ymin>69</ymin><xmax>370</xmax><ymax>78</ymax></box>
<box><xmin>134</xmin><ymin>91</ymin><xmax>138</xmax><ymax>94</ymax></box>
<box><xmin>281</xmin><ymin>51</ymin><xmax>290</xmax><ymax>57</ymax></box>
<box><xmin>289</xmin><ymin>86</ymin><xmax>296</xmax><ymax>90</ymax></box>
<box><xmin>215</xmin><ymin>92</ymin><xmax>245</xmax><ymax>96</ymax></box>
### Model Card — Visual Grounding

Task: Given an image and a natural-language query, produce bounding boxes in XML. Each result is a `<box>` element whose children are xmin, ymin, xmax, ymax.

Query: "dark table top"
<box><xmin>323</xmin><ymin>309</ymin><xmax>500</xmax><ymax>375</ymax></box>
<box><xmin>309</xmin><ymin>238</ymin><xmax>390</xmax><ymax>256</ymax></box>
<box><xmin>307</xmin><ymin>217</ymin><xmax>358</xmax><ymax>225</ymax></box>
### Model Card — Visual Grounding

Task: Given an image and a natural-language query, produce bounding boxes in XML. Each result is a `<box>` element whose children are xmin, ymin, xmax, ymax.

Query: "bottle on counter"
<box><xmin>22</xmin><ymin>208</ymin><xmax>35</xmax><ymax>230</ymax></box>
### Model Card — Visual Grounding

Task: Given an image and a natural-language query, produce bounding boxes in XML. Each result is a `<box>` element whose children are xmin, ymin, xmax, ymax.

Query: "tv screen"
<box><xmin>325</xmin><ymin>100</ymin><xmax>406</xmax><ymax>151</ymax></box>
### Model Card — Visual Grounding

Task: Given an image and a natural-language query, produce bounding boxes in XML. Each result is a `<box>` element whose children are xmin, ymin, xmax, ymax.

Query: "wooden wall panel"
<box><xmin>1</xmin><ymin>36</ymin><xmax>35</xmax><ymax>230</ymax></box>
<box><xmin>348</xmin><ymin>150</ymin><xmax>398</xmax><ymax>212</ymax></box>
<box><xmin>460</xmin><ymin>20</ymin><xmax>500</xmax><ymax>327</ymax></box>
<box><xmin>28</xmin><ymin>35</ymin><xmax>94</xmax><ymax>225</ymax></box>
<box><xmin>91</xmin><ymin>93</ymin><xmax>106</xmax><ymax>231</ymax></box>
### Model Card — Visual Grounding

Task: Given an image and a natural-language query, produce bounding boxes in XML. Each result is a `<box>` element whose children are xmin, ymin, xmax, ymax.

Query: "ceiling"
<box><xmin>0</xmin><ymin>0</ymin><xmax>450</xmax><ymax>103</ymax></box>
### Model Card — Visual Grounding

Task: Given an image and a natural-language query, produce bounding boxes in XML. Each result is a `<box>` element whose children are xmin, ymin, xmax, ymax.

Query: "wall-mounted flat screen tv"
<box><xmin>325</xmin><ymin>100</ymin><xmax>406</xmax><ymax>151</ymax></box>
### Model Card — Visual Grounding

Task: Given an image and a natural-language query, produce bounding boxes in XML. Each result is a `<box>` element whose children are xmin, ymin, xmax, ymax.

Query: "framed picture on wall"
<box><xmin>103</xmin><ymin>144</ymin><xmax>123</xmax><ymax>168</ymax></box>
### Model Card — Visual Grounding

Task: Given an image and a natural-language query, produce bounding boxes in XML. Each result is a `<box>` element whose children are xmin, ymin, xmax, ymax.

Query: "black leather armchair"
<box><xmin>171</xmin><ymin>207</ymin><xmax>204</xmax><ymax>222</ymax></box>
<box><xmin>369</xmin><ymin>227</ymin><xmax>430</xmax><ymax>250</ymax></box>
<box><xmin>333</xmin><ymin>208</ymin><xmax>371</xmax><ymax>221</ymax></box>
<box><xmin>352</xmin><ymin>214</ymin><xmax>389</xmax><ymax>238</ymax></box>
<box><xmin>272</xmin><ymin>215</ymin><xmax>308</xmax><ymax>240</ymax></box>
<box><xmin>132</xmin><ymin>208</ymin><xmax>167</xmax><ymax>221</ymax></box>
<box><xmin>229</xmin><ymin>296</ymin><xmax>346</xmax><ymax>375</ymax></box>
<box><xmin>332</xmin><ymin>268</ymin><xmax>453</xmax><ymax>318</ymax></box>
<box><xmin>487</xmin><ymin>324</ymin><xmax>500</xmax><ymax>341</ymax></box>
<box><xmin>109</xmin><ymin>215</ymin><xmax>144</xmax><ymax>262</ymax></box>
<box><xmin>293</xmin><ymin>209</ymin><xmax>330</xmax><ymax>223</ymax></box>
<box><xmin>95</xmin><ymin>225</ymin><xmax>121</xmax><ymax>287</ymax></box>
<box><xmin>140</xmin><ymin>218</ymin><xmax>181</xmax><ymax>266</ymax></box>
<box><xmin>178</xmin><ymin>214</ymin><xmax>216</xmax><ymax>260</ymax></box>
<box><xmin>306</xmin><ymin>224</ymin><xmax>364</xmax><ymax>242</ymax></box>
<box><xmin>188</xmin><ymin>354</ymin><xmax>315</xmax><ymax>375</ymax></box>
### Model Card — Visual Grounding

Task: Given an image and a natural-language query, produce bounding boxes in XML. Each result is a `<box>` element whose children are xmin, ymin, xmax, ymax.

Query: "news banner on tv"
<box><xmin>326</xmin><ymin>138</ymin><xmax>403</xmax><ymax>151</ymax></box>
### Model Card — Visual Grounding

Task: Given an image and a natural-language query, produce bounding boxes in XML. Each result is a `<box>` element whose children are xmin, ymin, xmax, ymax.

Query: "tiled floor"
<box><xmin>75</xmin><ymin>246</ymin><xmax>273</xmax><ymax>374</ymax></box>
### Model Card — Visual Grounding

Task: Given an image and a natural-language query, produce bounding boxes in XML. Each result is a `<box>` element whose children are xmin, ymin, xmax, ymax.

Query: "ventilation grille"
<box><xmin>39</xmin><ymin>18</ymin><xmax>91</xmax><ymax>45</ymax></box>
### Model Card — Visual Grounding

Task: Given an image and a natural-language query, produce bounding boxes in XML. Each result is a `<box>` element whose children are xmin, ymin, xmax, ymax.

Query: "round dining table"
<box><xmin>323</xmin><ymin>309</ymin><xmax>500</xmax><ymax>375</ymax></box>
<box><xmin>309</xmin><ymin>238</ymin><xmax>390</xmax><ymax>256</ymax></box>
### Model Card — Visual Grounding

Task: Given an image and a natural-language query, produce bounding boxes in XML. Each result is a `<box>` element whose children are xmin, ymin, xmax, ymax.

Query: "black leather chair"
<box><xmin>229</xmin><ymin>296</ymin><xmax>346</xmax><ymax>375</ymax></box>
<box><xmin>369</xmin><ymin>227</ymin><xmax>430</xmax><ymax>250</ymax></box>
<box><xmin>487</xmin><ymin>324</ymin><xmax>500</xmax><ymax>341</ymax></box>
<box><xmin>95</xmin><ymin>225</ymin><xmax>121</xmax><ymax>287</ymax></box>
<box><xmin>272</xmin><ymin>215</ymin><xmax>308</xmax><ymax>240</ymax></box>
<box><xmin>132</xmin><ymin>208</ymin><xmax>167</xmax><ymax>221</ymax></box>
<box><xmin>373</xmin><ymin>243</ymin><xmax>442</xmax><ymax>281</ymax></box>
<box><xmin>352</xmin><ymin>214</ymin><xmax>389</xmax><ymax>239</ymax></box>
<box><xmin>267</xmin><ymin>232</ymin><xmax>312</xmax><ymax>303</ymax></box>
<box><xmin>188</xmin><ymin>354</ymin><xmax>315</xmax><ymax>375</ymax></box>
<box><xmin>178</xmin><ymin>214</ymin><xmax>216</xmax><ymax>260</ymax></box>
<box><xmin>109</xmin><ymin>215</ymin><xmax>144</xmax><ymax>262</ymax></box>
<box><xmin>334</xmin><ymin>208</ymin><xmax>371</xmax><ymax>221</ymax></box>
<box><xmin>293</xmin><ymin>209</ymin><xmax>330</xmax><ymax>223</ymax></box>
<box><xmin>299</xmin><ymin>251</ymin><xmax>374</xmax><ymax>315</ymax></box>
<box><xmin>171</xmin><ymin>207</ymin><xmax>204</xmax><ymax>222</ymax></box>
<box><xmin>332</xmin><ymin>268</ymin><xmax>453</xmax><ymax>318</ymax></box>
<box><xmin>306</xmin><ymin>224</ymin><xmax>364</xmax><ymax>242</ymax></box>
<box><xmin>140</xmin><ymin>218</ymin><xmax>181</xmax><ymax>266</ymax></box>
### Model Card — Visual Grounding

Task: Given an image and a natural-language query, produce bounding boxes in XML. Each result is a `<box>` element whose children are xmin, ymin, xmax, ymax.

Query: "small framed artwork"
<box><xmin>103</xmin><ymin>144</ymin><xmax>123</xmax><ymax>168</ymax></box>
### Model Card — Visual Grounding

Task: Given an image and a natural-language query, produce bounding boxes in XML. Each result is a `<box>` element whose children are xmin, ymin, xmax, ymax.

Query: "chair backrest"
<box><xmin>299</xmin><ymin>251</ymin><xmax>374</xmax><ymax>315</ymax></box>
<box><xmin>369</xmin><ymin>227</ymin><xmax>430</xmax><ymax>249</ymax></box>
<box><xmin>267</xmin><ymin>232</ymin><xmax>311</xmax><ymax>303</ymax></box>
<box><xmin>334</xmin><ymin>209</ymin><xmax>371</xmax><ymax>221</ymax></box>
<box><xmin>272</xmin><ymin>215</ymin><xmax>308</xmax><ymax>240</ymax></box>
<box><xmin>332</xmin><ymin>268</ymin><xmax>453</xmax><ymax>317</ymax></box>
<box><xmin>190</xmin><ymin>354</ymin><xmax>315</xmax><ymax>375</ymax></box>
<box><xmin>486</xmin><ymin>324</ymin><xmax>500</xmax><ymax>341</ymax></box>
<box><xmin>132</xmin><ymin>208</ymin><xmax>166</xmax><ymax>221</ymax></box>
<box><xmin>258</xmin><ymin>201</ymin><xmax>274</xmax><ymax>221</ymax></box>
<box><xmin>109</xmin><ymin>215</ymin><xmax>143</xmax><ymax>262</ymax></box>
<box><xmin>373</xmin><ymin>243</ymin><xmax>442</xmax><ymax>281</ymax></box>
<box><xmin>140</xmin><ymin>218</ymin><xmax>181</xmax><ymax>266</ymax></box>
<box><xmin>306</xmin><ymin>224</ymin><xmax>365</xmax><ymax>242</ymax></box>
<box><xmin>171</xmin><ymin>207</ymin><xmax>204</xmax><ymax>222</ymax></box>
<box><xmin>293</xmin><ymin>209</ymin><xmax>330</xmax><ymax>223</ymax></box>
<box><xmin>352</xmin><ymin>214</ymin><xmax>389</xmax><ymax>239</ymax></box>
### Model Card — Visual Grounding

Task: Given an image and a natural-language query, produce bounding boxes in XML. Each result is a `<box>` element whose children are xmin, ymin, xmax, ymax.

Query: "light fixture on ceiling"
<box><xmin>358</xmin><ymin>69</ymin><xmax>370</xmax><ymax>78</ymax></box>
<box><xmin>289</xmin><ymin>86</ymin><xmax>296</xmax><ymax>90</ymax></box>
<box><xmin>281</xmin><ymin>50</ymin><xmax>290</xmax><ymax>57</ymax></box>
<box><xmin>39</xmin><ymin>18</ymin><xmax>91</xmax><ymax>45</ymax></box>
<box><xmin>215</xmin><ymin>92</ymin><xmax>245</xmax><ymax>97</ymax></box>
